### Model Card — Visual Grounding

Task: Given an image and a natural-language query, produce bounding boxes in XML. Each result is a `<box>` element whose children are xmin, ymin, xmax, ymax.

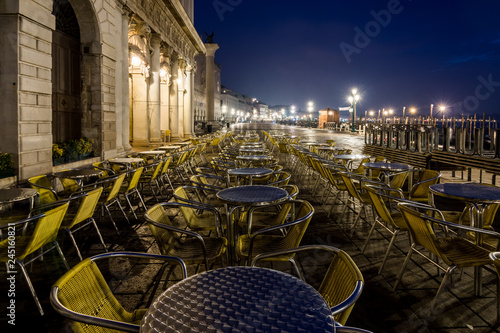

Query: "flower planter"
<box><xmin>53</xmin><ymin>157</ymin><xmax>66</xmax><ymax>166</ymax></box>
<box><xmin>79</xmin><ymin>151</ymin><xmax>94</xmax><ymax>160</ymax></box>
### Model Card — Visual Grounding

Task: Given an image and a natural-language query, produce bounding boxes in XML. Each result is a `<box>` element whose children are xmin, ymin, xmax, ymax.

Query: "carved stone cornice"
<box><xmin>126</xmin><ymin>0</ymin><xmax>203</xmax><ymax>64</ymax></box>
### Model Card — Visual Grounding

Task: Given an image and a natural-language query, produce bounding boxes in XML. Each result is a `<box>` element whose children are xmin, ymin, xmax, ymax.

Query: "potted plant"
<box><xmin>52</xmin><ymin>143</ymin><xmax>66</xmax><ymax>165</ymax></box>
<box><xmin>77</xmin><ymin>137</ymin><xmax>94</xmax><ymax>160</ymax></box>
<box><xmin>0</xmin><ymin>152</ymin><xmax>14</xmax><ymax>178</ymax></box>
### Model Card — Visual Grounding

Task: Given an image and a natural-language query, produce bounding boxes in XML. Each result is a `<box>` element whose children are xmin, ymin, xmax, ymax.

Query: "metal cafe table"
<box><xmin>138</xmin><ymin>150</ymin><xmax>166</xmax><ymax>160</ymax></box>
<box><xmin>429</xmin><ymin>182</ymin><xmax>500</xmax><ymax>296</ymax></box>
<box><xmin>53</xmin><ymin>168</ymin><xmax>103</xmax><ymax>187</ymax></box>
<box><xmin>333</xmin><ymin>154</ymin><xmax>369</xmax><ymax>171</ymax></box>
<box><xmin>362</xmin><ymin>162</ymin><xmax>413</xmax><ymax>189</ymax></box>
<box><xmin>236</xmin><ymin>155</ymin><xmax>272</xmax><ymax>167</ymax></box>
<box><xmin>108</xmin><ymin>157</ymin><xmax>144</xmax><ymax>170</ymax></box>
<box><xmin>216</xmin><ymin>185</ymin><xmax>289</xmax><ymax>265</ymax></box>
<box><xmin>227</xmin><ymin>167</ymin><xmax>273</xmax><ymax>186</ymax></box>
<box><xmin>141</xmin><ymin>266</ymin><xmax>335</xmax><ymax>333</ymax></box>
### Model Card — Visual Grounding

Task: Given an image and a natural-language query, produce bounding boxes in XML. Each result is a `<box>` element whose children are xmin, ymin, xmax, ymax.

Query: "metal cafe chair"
<box><xmin>236</xmin><ymin>200</ymin><xmax>314</xmax><ymax>265</ymax></box>
<box><xmin>50</xmin><ymin>252</ymin><xmax>186</xmax><ymax>333</ymax></box>
<box><xmin>145</xmin><ymin>202</ymin><xmax>228</xmax><ymax>272</ymax></box>
<box><xmin>119</xmin><ymin>166</ymin><xmax>148</xmax><ymax>220</ymax></box>
<box><xmin>32</xmin><ymin>188</ymin><xmax>106</xmax><ymax>262</ymax></box>
<box><xmin>252</xmin><ymin>245</ymin><xmax>364</xmax><ymax>326</ymax></box>
<box><xmin>0</xmin><ymin>202</ymin><xmax>70</xmax><ymax>315</ymax></box>
<box><xmin>395</xmin><ymin>202</ymin><xmax>500</xmax><ymax>313</ymax></box>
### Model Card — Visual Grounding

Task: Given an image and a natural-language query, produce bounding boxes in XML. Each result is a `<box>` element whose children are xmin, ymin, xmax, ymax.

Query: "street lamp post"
<box><xmin>348</xmin><ymin>88</ymin><xmax>360</xmax><ymax>132</ymax></box>
<box><xmin>307</xmin><ymin>101</ymin><xmax>314</xmax><ymax>128</ymax></box>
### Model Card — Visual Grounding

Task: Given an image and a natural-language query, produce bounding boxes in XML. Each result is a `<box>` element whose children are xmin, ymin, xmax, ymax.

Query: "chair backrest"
<box><xmin>278</xmin><ymin>200</ymin><xmax>314</xmax><ymax>250</ymax></box>
<box><xmin>62</xmin><ymin>187</ymin><xmax>104</xmax><ymax>229</ymax></box>
<box><xmin>101</xmin><ymin>173</ymin><xmax>127</xmax><ymax>204</ymax></box>
<box><xmin>352</xmin><ymin>157</ymin><xmax>371</xmax><ymax>175</ymax></box>
<box><xmin>28</xmin><ymin>175</ymin><xmax>58</xmax><ymax>204</ymax></box>
<box><xmin>122</xmin><ymin>167</ymin><xmax>144</xmax><ymax>193</ymax></box>
<box><xmin>389</xmin><ymin>171</ymin><xmax>409</xmax><ymax>190</ymax></box>
<box><xmin>339</xmin><ymin>172</ymin><xmax>363</xmax><ymax>202</ymax></box>
<box><xmin>145</xmin><ymin>203</ymin><xmax>185</xmax><ymax>255</ymax></box>
<box><xmin>409</xmin><ymin>169</ymin><xmax>440</xmax><ymax>199</ymax></box>
<box><xmin>397</xmin><ymin>203</ymin><xmax>450</xmax><ymax>264</ymax></box>
<box><xmin>159</xmin><ymin>156</ymin><xmax>172</xmax><ymax>177</ymax></box>
<box><xmin>319</xmin><ymin>249</ymin><xmax>364</xmax><ymax>325</ymax></box>
<box><xmin>18</xmin><ymin>202</ymin><xmax>69</xmax><ymax>260</ymax></box>
<box><xmin>364</xmin><ymin>185</ymin><xmax>399</xmax><ymax>228</ymax></box>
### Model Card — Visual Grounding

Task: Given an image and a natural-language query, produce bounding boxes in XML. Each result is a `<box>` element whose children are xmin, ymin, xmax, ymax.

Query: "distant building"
<box><xmin>221</xmin><ymin>86</ymin><xmax>253</xmax><ymax>122</ymax></box>
<box><xmin>318</xmin><ymin>107</ymin><xmax>340</xmax><ymax>128</ymax></box>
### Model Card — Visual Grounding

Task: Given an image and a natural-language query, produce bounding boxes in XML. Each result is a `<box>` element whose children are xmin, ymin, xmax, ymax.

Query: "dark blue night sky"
<box><xmin>194</xmin><ymin>1</ymin><xmax>500</xmax><ymax>119</ymax></box>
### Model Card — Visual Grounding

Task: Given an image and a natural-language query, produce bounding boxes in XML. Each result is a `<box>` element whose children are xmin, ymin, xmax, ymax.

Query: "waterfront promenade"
<box><xmin>1</xmin><ymin>122</ymin><xmax>499</xmax><ymax>332</ymax></box>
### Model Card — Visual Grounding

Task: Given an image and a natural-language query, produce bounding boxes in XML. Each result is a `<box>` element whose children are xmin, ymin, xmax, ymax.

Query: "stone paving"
<box><xmin>1</xmin><ymin>123</ymin><xmax>499</xmax><ymax>332</ymax></box>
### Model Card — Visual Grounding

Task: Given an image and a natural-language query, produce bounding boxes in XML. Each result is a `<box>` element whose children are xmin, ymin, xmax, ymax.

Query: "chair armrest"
<box><xmin>89</xmin><ymin>251</ymin><xmax>187</xmax><ymax>278</ymax></box>
<box><xmin>28</xmin><ymin>181</ymin><xmax>59</xmax><ymax>200</ymax></box>
<box><xmin>50</xmin><ymin>251</ymin><xmax>186</xmax><ymax>333</ymax></box>
<box><xmin>409</xmin><ymin>174</ymin><xmax>442</xmax><ymax>195</ymax></box>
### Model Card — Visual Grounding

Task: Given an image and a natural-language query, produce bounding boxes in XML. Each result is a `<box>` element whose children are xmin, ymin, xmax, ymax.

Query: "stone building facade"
<box><xmin>0</xmin><ymin>0</ymin><xmax>205</xmax><ymax>181</ymax></box>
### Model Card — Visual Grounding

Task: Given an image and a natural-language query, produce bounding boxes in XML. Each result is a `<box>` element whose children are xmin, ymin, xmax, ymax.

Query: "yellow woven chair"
<box><xmin>59</xmin><ymin>187</ymin><xmax>106</xmax><ymax>261</ymax></box>
<box><xmin>407</xmin><ymin>169</ymin><xmax>441</xmax><ymax>202</ymax></box>
<box><xmin>50</xmin><ymin>252</ymin><xmax>187</xmax><ymax>333</ymax></box>
<box><xmin>236</xmin><ymin>200</ymin><xmax>314</xmax><ymax>265</ymax></box>
<box><xmin>138</xmin><ymin>160</ymin><xmax>164</xmax><ymax>203</ymax></box>
<box><xmin>28</xmin><ymin>174</ymin><xmax>59</xmax><ymax>204</ymax></box>
<box><xmin>394</xmin><ymin>202</ymin><xmax>500</xmax><ymax>313</ymax></box>
<box><xmin>0</xmin><ymin>202</ymin><xmax>70</xmax><ymax>315</ymax></box>
<box><xmin>251</xmin><ymin>245</ymin><xmax>364</xmax><ymax>326</ymax></box>
<box><xmin>81</xmin><ymin>173</ymin><xmax>128</xmax><ymax>235</ymax></box>
<box><xmin>119</xmin><ymin>167</ymin><xmax>147</xmax><ymax>220</ymax></box>
<box><xmin>145</xmin><ymin>202</ymin><xmax>227</xmax><ymax>272</ymax></box>
<box><xmin>173</xmin><ymin>186</ymin><xmax>224</xmax><ymax>236</ymax></box>
<box><xmin>351</xmin><ymin>157</ymin><xmax>371</xmax><ymax>175</ymax></box>
<box><xmin>362</xmin><ymin>184</ymin><xmax>414</xmax><ymax>274</ymax></box>
<box><xmin>338</xmin><ymin>172</ymin><xmax>373</xmax><ymax>234</ymax></box>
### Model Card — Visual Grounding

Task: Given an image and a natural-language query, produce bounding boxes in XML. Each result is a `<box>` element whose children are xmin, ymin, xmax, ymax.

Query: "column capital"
<box><xmin>204</xmin><ymin>43</ymin><xmax>219</xmax><ymax>57</ymax></box>
<box><xmin>151</xmin><ymin>33</ymin><xmax>162</xmax><ymax>48</ymax></box>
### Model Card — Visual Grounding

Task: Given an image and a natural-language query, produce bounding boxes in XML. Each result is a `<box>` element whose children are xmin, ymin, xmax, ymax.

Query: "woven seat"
<box><xmin>394</xmin><ymin>202</ymin><xmax>500</xmax><ymax>313</ymax></box>
<box><xmin>50</xmin><ymin>252</ymin><xmax>186</xmax><ymax>332</ymax></box>
<box><xmin>0</xmin><ymin>202</ymin><xmax>70</xmax><ymax>315</ymax></box>
<box><xmin>252</xmin><ymin>245</ymin><xmax>364</xmax><ymax>326</ymax></box>
<box><xmin>145</xmin><ymin>202</ymin><xmax>227</xmax><ymax>271</ymax></box>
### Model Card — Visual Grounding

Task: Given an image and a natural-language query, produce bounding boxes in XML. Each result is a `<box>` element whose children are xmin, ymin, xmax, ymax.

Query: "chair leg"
<box><xmin>16</xmin><ymin>260</ymin><xmax>44</xmax><ymax>315</ymax></box>
<box><xmin>430</xmin><ymin>266</ymin><xmax>456</xmax><ymax>312</ymax></box>
<box><xmin>393</xmin><ymin>246</ymin><xmax>414</xmax><ymax>291</ymax></box>
<box><xmin>378</xmin><ymin>230</ymin><xmax>400</xmax><ymax>275</ymax></box>
<box><xmin>91</xmin><ymin>218</ymin><xmax>108</xmax><ymax>254</ymax></box>
<box><xmin>103</xmin><ymin>204</ymin><xmax>120</xmax><ymax>235</ymax></box>
<box><xmin>65</xmin><ymin>229</ymin><xmax>83</xmax><ymax>261</ymax></box>
<box><xmin>361</xmin><ymin>218</ymin><xmax>378</xmax><ymax>254</ymax></box>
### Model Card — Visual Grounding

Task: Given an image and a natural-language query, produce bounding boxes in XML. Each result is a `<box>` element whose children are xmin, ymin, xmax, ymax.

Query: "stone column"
<box><xmin>184</xmin><ymin>64</ymin><xmax>194</xmax><ymax>137</ymax></box>
<box><xmin>121</xmin><ymin>6</ymin><xmax>132</xmax><ymax>151</ymax></box>
<box><xmin>149</xmin><ymin>34</ymin><xmax>162</xmax><ymax>142</ymax></box>
<box><xmin>160</xmin><ymin>44</ymin><xmax>171</xmax><ymax>137</ymax></box>
<box><xmin>169</xmin><ymin>56</ymin><xmax>179</xmax><ymax>140</ymax></box>
<box><xmin>204</xmin><ymin>43</ymin><xmax>219</xmax><ymax>122</ymax></box>
<box><xmin>177</xmin><ymin>59</ymin><xmax>185</xmax><ymax>139</ymax></box>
